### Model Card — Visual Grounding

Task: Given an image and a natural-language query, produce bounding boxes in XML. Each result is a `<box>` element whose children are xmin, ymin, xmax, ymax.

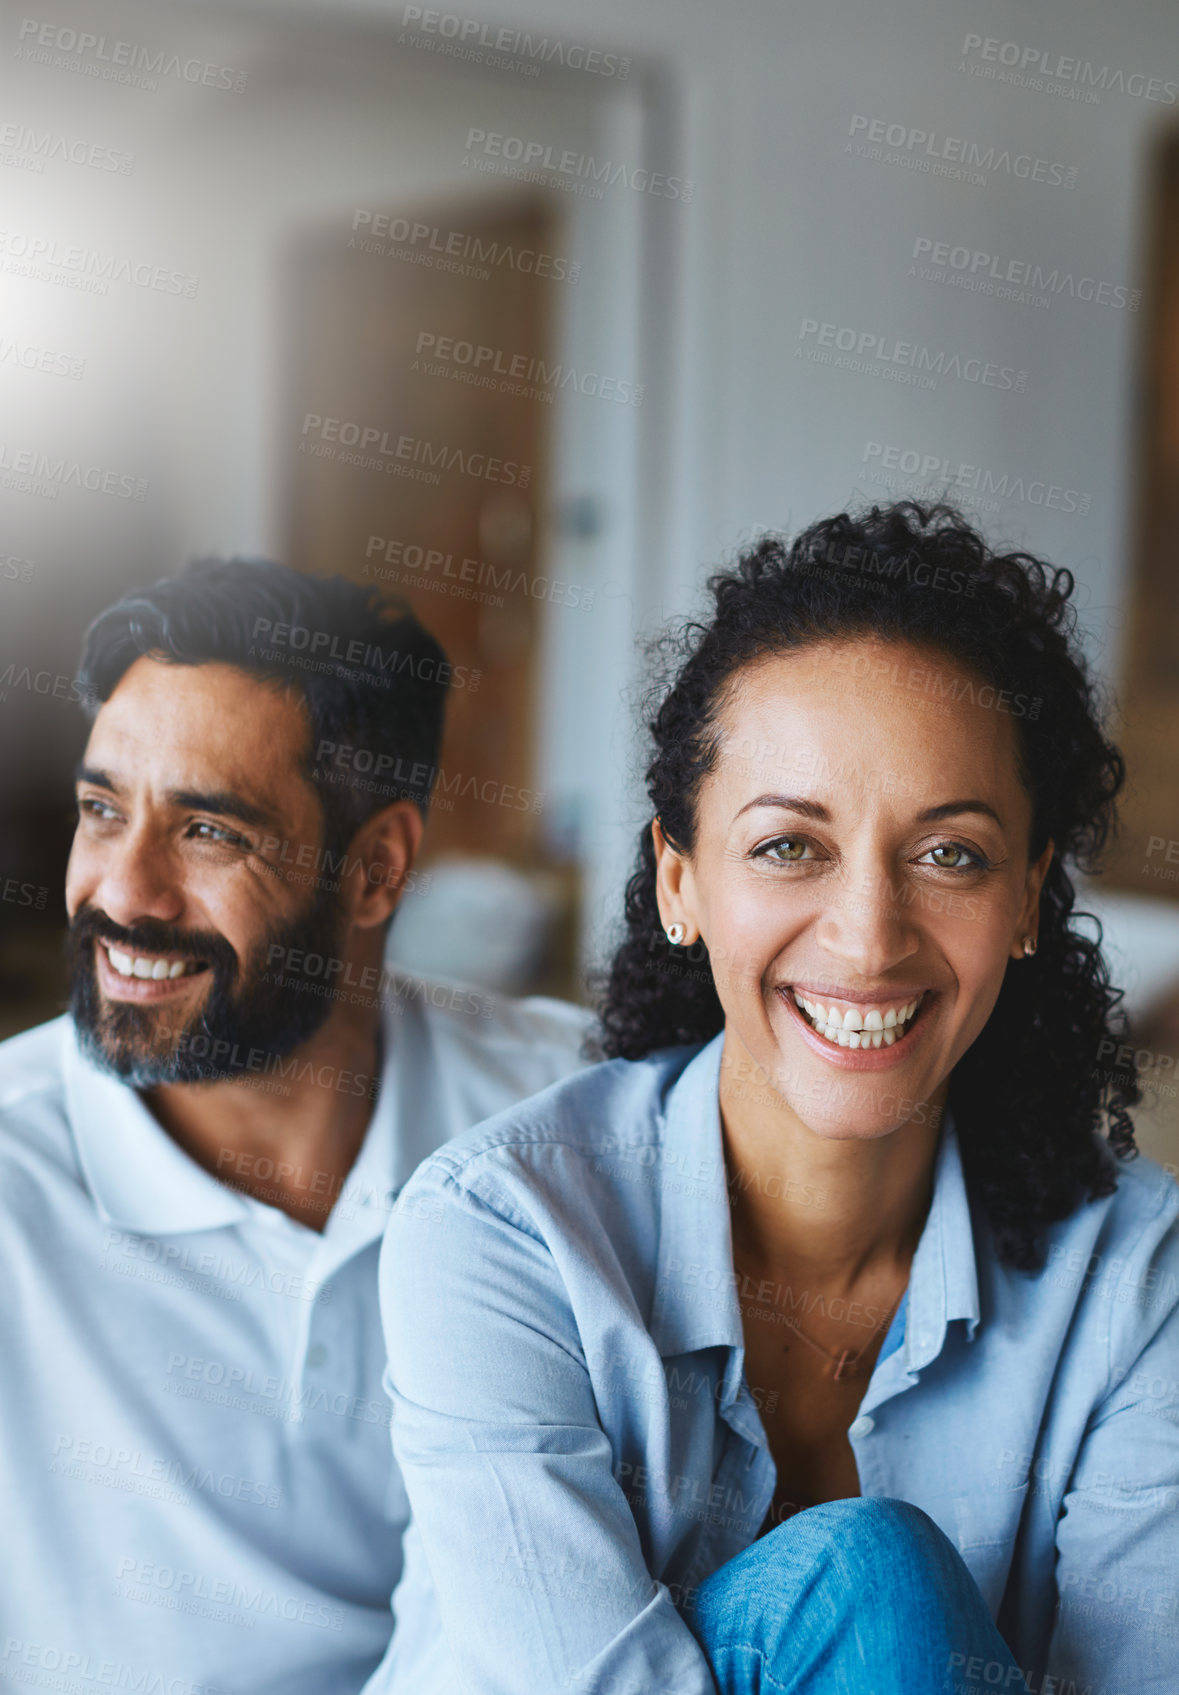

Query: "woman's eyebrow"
<box><xmin>916</xmin><ymin>799</ymin><xmax>1003</xmax><ymax>826</ymax></box>
<box><xmin>733</xmin><ymin>794</ymin><xmax>1003</xmax><ymax>826</ymax></box>
<box><xmin>734</xmin><ymin>794</ymin><xmax>829</xmax><ymax>820</ymax></box>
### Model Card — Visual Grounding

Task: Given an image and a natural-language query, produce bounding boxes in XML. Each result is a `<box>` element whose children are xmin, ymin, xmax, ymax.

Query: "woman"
<box><xmin>372</xmin><ymin>503</ymin><xmax>1178</xmax><ymax>1695</ymax></box>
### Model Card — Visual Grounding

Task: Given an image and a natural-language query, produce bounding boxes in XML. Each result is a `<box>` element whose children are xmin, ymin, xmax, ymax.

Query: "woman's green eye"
<box><xmin>759</xmin><ymin>838</ymin><xmax>811</xmax><ymax>862</ymax></box>
<box><xmin>924</xmin><ymin>843</ymin><xmax>981</xmax><ymax>870</ymax></box>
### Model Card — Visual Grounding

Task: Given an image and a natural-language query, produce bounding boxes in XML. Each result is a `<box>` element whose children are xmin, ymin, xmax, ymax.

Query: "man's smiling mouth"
<box><xmin>102</xmin><ymin>942</ymin><xmax>210</xmax><ymax>982</ymax></box>
<box><xmin>786</xmin><ymin>988</ymin><xmax>930</xmax><ymax>1050</ymax></box>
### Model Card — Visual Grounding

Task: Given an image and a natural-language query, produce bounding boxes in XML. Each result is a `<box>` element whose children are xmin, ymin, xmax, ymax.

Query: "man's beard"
<box><xmin>68</xmin><ymin>881</ymin><xmax>346</xmax><ymax>1087</ymax></box>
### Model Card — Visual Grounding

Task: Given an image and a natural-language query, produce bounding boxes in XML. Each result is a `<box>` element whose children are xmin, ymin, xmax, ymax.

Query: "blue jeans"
<box><xmin>686</xmin><ymin>1498</ymin><xmax>1028</xmax><ymax>1695</ymax></box>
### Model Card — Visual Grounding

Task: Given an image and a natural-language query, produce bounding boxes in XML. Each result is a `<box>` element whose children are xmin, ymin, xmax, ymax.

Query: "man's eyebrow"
<box><xmin>167</xmin><ymin>788</ymin><xmax>280</xmax><ymax>831</ymax></box>
<box><xmin>74</xmin><ymin>762</ymin><xmax>117</xmax><ymax>792</ymax></box>
<box><xmin>74</xmin><ymin>766</ymin><xmax>279</xmax><ymax>831</ymax></box>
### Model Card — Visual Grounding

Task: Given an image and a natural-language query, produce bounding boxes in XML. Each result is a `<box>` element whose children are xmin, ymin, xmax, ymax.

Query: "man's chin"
<box><xmin>73</xmin><ymin>998</ymin><xmax>210</xmax><ymax>1086</ymax></box>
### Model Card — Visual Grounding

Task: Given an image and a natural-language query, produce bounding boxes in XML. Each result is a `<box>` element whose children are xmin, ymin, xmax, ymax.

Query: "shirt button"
<box><xmin>849</xmin><ymin>1415</ymin><xmax>875</xmax><ymax>1439</ymax></box>
<box><xmin>306</xmin><ymin>1344</ymin><xmax>328</xmax><ymax>1370</ymax></box>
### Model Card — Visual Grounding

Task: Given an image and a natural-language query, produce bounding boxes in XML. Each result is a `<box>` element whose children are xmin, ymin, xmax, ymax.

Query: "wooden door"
<box><xmin>283</xmin><ymin>194</ymin><xmax>557</xmax><ymax>861</ymax></box>
<box><xmin>1104</xmin><ymin>135</ymin><xmax>1179</xmax><ymax>897</ymax></box>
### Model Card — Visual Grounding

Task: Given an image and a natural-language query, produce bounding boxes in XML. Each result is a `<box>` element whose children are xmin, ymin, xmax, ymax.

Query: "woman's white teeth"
<box><xmin>792</xmin><ymin>990</ymin><xmax>923</xmax><ymax>1049</ymax></box>
<box><xmin>107</xmin><ymin>946</ymin><xmax>196</xmax><ymax>981</ymax></box>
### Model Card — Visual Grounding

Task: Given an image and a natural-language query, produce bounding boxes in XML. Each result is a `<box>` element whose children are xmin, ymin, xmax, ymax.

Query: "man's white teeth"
<box><xmin>792</xmin><ymin>990</ymin><xmax>924</xmax><ymax>1049</ymax></box>
<box><xmin>107</xmin><ymin>946</ymin><xmax>195</xmax><ymax>981</ymax></box>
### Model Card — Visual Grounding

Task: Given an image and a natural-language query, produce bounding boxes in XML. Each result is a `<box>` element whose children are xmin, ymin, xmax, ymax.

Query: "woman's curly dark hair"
<box><xmin>595</xmin><ymin>500</ymin><xmax>1140</xmax><ymax>1271</ymax></box>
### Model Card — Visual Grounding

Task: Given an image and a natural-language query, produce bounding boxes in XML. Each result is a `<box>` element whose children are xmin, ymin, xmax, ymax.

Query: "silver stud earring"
<box><xmin>666</xmin><ymin>922</ymin><xmax>686</xmax><ymax>946</ymax></box>
<box><xmin>1022</xmin><ymin>936</ymin><xmax>1037</xmax><ymax>958</ymax></box>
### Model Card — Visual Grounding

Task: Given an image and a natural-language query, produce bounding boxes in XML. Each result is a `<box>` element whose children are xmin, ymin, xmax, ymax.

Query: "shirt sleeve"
<box><xmin>1046</xmin><ymin>1214</ymin><xmax>1179</xmax><ymax>1691</ymax></box>
<box><xmin>377</xmin><ymin>1159</ymin><xmax>719</xmax><ymax>1695</ymax></box>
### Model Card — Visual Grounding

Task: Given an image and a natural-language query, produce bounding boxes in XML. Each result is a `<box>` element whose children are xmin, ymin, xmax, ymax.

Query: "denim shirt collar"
<box><xmin>649</xmin><ymin>1036</ymin><xmax>742</xmax><ymax>1358</ymax></box>
<box><xmin>648</xmin><ymin>1032</ymin><xmax>980</xmax><ymax>1377</ymax></box>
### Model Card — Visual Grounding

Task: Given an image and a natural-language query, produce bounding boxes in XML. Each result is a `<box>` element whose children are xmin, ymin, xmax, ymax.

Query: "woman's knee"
<box><xmin>778</xmin><ymin>1497</ymin><xmax>965</xmax><ymax>1601</ymax></box>
<box><xmin>691</xmin><ymin>1497</ymin><xmax>957</xmax><ymax>1637</ymax></box>
<box><xmin>790</xmin><ymin>1496</ymin><xmax>952</xmax><ymax>1566</ymax></box>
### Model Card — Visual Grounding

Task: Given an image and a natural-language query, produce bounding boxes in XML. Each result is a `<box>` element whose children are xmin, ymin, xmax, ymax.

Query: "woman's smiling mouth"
<box><xmin>777</xmin><ymin>984</ymin><xmax>936</xmax><ymax>1066</ymax></box>
<box><xmin>792</xmin><ymin>988</ymin><xmax>926</xmax><ymax>1048</ymax></box>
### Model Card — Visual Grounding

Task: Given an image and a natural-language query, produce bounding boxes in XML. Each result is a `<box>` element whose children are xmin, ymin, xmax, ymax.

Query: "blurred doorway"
<box><xmin>284</xmin><ymin>193</ymin><xmax>584</xmax><ymax>993</ymax></box>
<box><xmin>285</xmin><ymin>193</ymin><xmax>558</xmax><ymax>860</ymax></box>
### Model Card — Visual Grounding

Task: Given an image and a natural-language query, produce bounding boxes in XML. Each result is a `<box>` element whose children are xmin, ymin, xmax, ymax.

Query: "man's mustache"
<box><xmin>68</xmin><ymin>905</ymin><xmax>238</xmax><ymax>974</ymax></box>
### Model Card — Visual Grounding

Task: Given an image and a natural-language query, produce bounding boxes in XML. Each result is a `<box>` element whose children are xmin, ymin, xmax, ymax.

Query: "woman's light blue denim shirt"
<box><xmin>367</xmin><ymin>1035</ymin><xmax>1179</xmax><ymax>1695</ymax></box>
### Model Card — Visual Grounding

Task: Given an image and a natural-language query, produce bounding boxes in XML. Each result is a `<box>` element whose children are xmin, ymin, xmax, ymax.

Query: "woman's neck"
<box><xmin>718</xmin><ymin>1029</ymin><xmax>947</xmax><ymax>1288</ymax></box>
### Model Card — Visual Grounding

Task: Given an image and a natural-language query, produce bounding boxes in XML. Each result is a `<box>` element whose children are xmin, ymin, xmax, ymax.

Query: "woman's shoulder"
<box><xmin>395</xmin><ymin>1041</ymin><xmax>709</xmax><ymax>1211</ymax></box>
<box><xmin>1031</xmin><ymin>1146</ymin><xmax>1179</xmax><ymax>1344</ymax></box>
<box><xmin>1084</xmin><ymin>1143</ymin><xmax>1179</xmax><ymax>1256</ymax></box>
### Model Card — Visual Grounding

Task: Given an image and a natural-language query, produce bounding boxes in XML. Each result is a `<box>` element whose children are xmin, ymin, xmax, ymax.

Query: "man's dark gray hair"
<box><xmin>77</xmin><ymin>556</ymin><xmax>449</xmax><ymax>851</ymax></box>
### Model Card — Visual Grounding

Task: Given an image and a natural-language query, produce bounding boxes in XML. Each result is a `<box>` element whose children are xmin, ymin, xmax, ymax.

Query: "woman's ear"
<box><xmin>1011</xmin><ymin>837</ymin><xmax>1054</xmax><ymax>959</ymax></box>
<box><xmin>652</xmin><ymin>818</ymin><xmax>700</xmax><ymax>947</ymax></box>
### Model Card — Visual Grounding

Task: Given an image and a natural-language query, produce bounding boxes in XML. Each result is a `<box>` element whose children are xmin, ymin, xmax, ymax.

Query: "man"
<box><xmin>0</xmin><ymin>559</ymin><xmax>590</xmax><ymax>1694</ymax></box>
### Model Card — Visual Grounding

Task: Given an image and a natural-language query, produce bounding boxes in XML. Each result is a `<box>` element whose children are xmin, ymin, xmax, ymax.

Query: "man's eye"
<box><xmin>919</xmin><ymin>842</ymin><xmax>986</xmax><ymax>871</ymax></box>
<box><xmin>755</xmin><ymin>837</ymin><xmax>814</xmax><ymax>863</ymax></box>
<box><xmin>78</xmin><ymin>796</ymin><xmax>120</xmax><ymax>822</ymax></box>
<box><xmin>189</xmin><ymin>821</ymin><xmax>250</xmax><ymax>848</ymax></box>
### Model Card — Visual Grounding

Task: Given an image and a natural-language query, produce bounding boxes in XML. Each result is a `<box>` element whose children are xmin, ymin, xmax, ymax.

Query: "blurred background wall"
<box><xmin>3</xmin><ymin>0</ymin><xmax>1179</xmax><ymax>1160</ymax></box>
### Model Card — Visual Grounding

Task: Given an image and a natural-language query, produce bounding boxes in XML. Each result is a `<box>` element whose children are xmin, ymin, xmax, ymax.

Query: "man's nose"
<box><xmin>92</xmin><ymin>825</ymin><xmax>185</xmax><ymax>929</ymax></box>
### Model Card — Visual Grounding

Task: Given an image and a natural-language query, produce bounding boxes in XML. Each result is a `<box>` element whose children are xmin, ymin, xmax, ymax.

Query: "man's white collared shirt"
<box><xmin>0</xmin><ymin>981</ymin><xmax>590</xmax><ymax>1695</ymax></box>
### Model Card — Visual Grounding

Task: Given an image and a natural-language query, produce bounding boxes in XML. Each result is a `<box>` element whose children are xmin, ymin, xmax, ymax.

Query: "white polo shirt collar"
<box><xmin>61</xmin><ymin>1015</ymin><xmax>399</xmax><ymax>1252</ymax></box>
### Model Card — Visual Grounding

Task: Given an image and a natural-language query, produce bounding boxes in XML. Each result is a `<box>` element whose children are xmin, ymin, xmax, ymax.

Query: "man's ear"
<box><xmin>652</xmin><ymin>817</ymin><xmax>699</xmax><ymax>946</ymax></box>
<box><xmin>340</xmin><ymin>802</ymin><xmax>424</xmax><ymax>931</ymax></box>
